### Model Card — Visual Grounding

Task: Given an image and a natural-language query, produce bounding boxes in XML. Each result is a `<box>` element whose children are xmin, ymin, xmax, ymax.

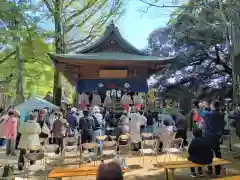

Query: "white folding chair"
<box><xmin>23</xmin><ymin>151</ymin><xmax>47</xmax><ymax>180</ymax></box>
<box><xmin>101</xmin><ymin>140</ymin><xmax>117</xmax><ymax>161</ymax></box>
<box><xmin>43</xmin><ymin>138</ymin><xmax>61</xmax><ymax>166</ymax></box>
<box><xmin>62</xmin><ymin>136</ymin><xmax>79</xmax><ymax>163</ymax></box>
<box><xmin>184</xmin><ymin>138</ymin><xmax>192</xmax><ymax>151</ymax></box>
<box><xmin>80</xmin><ymin>142</ymin><xmax>98</xmax><ymax>166</ymax></box>
<box><xmin>220</xmin><ymin>135</ymin><xmax>232</xmax><ymax>156</ymax></box>
<box><xmin>117</xmin><ymin>134</ymin><xmax>131</xmax><ymax>157</ymax></box>
<box><xmin>139</xmin><ymin>133</ymin><xmax>158</xmax><ymax>166</ymax></box>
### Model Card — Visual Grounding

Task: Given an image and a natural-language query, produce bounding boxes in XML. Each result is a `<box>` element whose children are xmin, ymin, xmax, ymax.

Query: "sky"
<box><xmin>117</xmin><ymin>0</ymin><xmax>177</xmax><ymax>50</ymax></box>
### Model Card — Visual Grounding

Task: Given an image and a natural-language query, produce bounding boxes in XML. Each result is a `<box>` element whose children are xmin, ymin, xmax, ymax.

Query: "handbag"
<box><xmin>41</xmin><ymin>122</ymin><xmax>50</xmax><ymax>135</ymax></box>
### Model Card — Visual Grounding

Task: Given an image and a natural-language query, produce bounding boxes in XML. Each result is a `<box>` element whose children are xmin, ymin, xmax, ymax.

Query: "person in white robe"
<box><xmin>139</xmin><ymin>112</ymin><xmax>147</xmax><ymax>133</ymax></box>
<box><xmin>103</xmin><ymin>94</ymin><xmax>112</xmax><ymax>109</ymax></box>
<box><xmin>91</xmin><ymin>92</ymin><xmax>102</xmax><ymax>106</ymax></box>
<box><xmin>128</xmin><ymin>107</ymin><xmax>141</xmax><ymax>151</ymax></box>
<box><xmin>121</xmin><ymin>92</ymin><xmax>133</xmax><ymax>111</ymax></box>
<box><xmin>78</xmin><ymin>93</ymin><xmax>89</xmax><ymax>110</ymax></box>
<box><xmin>133</xmin><ymin>93</ymin><xmax>142</xmax><ymax>111</ymax></box>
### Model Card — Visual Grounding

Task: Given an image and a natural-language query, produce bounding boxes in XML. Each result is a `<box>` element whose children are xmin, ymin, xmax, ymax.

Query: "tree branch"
<box><xmin>65</xmin><ymin>0</ymin><xmax>98</xmax><ymax>22</ymax></box>
<box><xmin>43</xmin><ymin>0</ymin><xmax>53</xmax><ymax>14</ymax></box>
<box><xmin>214</xmin><ymin>45</ymin><xmax>232</xmax><ymax>74</ymax></box>
<box><xmin>138</xmin><ymin>0</ymin><xmax>197</xmax><ymax>8</ymax></box>
<box><xmin>0</xmin><ymin>51</ymin><xmax>16</xmax><ymax>64</ymax></box>
<box><xmin>66</xmin><ymin>0</ymin><xmax>107</xmax><ymax>32</ymax></box>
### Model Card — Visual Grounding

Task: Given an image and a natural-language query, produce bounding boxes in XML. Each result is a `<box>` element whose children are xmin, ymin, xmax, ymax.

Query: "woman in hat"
<box><xmin>18</xmin><ymin>112</ymin><xmax>41</xmax><ymax>170</ymax></box>
<box><xmin>52</xmin><ymin>111</ymin><xmax>68</xmax><ymax>154</ymax></box>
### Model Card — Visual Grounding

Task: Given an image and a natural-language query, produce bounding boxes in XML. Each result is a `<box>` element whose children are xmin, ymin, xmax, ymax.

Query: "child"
<box><xmin>188</xmin><ymin>128</ymin><xmax>213</xmax><ymax>178</ymax></box>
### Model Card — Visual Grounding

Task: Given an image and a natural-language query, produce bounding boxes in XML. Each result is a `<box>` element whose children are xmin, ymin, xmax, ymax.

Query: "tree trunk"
<box><xmin>15</xmin><ymin>17</ymin><xmax>24</xmax><ymax>104</ymax></box>
<box><xmin>53</xmin><ymin>0</ymin><xmax>64</xmax><ymax>106</ymax></box>
<box><xmin>230</xmin><ymin>14</ymin><xmax>240</xmax><ymax>106</ymax></box>
<box><xmin>232</xmin><ymin>53</ymin><xmax>240</xmax><ymax>106</ymax></box>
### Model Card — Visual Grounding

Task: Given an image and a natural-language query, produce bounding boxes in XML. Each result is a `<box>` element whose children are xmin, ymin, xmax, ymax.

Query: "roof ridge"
<box><xmin>76</xmin><ymin>23</ymin><xmax>147</xmax><ymax>55</ymax></box>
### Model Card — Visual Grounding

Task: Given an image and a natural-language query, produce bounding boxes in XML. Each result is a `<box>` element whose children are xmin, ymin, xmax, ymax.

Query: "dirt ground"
<box><xmin>14</xmin><ymin>132</ymin><xmax>240</xmax><ymax>180</ymax></box>
<box><xmin>52</xmin><ymin>135</ymin><xmax>240</xmax><ymax>180</ymax></box>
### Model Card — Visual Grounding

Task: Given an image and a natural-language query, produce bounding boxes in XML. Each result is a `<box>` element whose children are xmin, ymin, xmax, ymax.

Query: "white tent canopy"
<box><xmin>16</xmin><ymin>97</ymin><xmax>60</xmax><ymax>121</ymax></box>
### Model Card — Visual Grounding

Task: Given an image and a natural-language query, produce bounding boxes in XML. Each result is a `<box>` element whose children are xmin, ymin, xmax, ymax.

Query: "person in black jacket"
<box><xmin>78</xmin><ymin>110</ymin><xmax>94</xmax><ymax>144</ymax></box>
<box><xmin>146</xmin><ymin>110</ymin><xmax>154</xmax><ymax>133</ymax></box>
<box><xmin>188</xmin><ymin>128</ymin><xmax>213</xmax><ymax>178</ymax></box>
<box><xmin>202</xmin><ymin>100</ymin><xmax>225</xmax><ymax>176</ymax></box>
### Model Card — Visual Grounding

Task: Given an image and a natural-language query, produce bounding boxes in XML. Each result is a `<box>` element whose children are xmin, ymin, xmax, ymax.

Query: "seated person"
<box><xmin>160</xmin><ymin>119</ymin><xmax>174</xmax><ymax>135</ymax></box>
<box><xmin>188</xmin><ymin>128</ymin><xmax>213</xmax><ymax>178</ymax></box>
<box><xmin>97</xmin><ymin>162</ymin><xmax>123</xmax><ymax>180</ymax></box>
<box><xmin>158</xmin><ymin>120</ymin><xmax>174</xmax><ymax>151</ymax></box>
<box><xmin>113</xmin><ymin>113</ymin><xmax>130</xmax><ymax>151</ymax></box>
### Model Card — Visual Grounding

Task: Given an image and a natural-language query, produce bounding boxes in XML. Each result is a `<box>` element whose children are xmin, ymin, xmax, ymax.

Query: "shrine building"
<box><xmin>48</xmin><ymin>23</ymin><xmax>175</xmax><ymax>108</ymax></box>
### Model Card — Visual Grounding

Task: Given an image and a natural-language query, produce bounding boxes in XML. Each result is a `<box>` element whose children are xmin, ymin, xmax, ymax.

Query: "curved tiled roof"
<box><xmin>77</xmin><ymin>23</ymin><xmax>147</xmax><ymax>55</ymax></box>
<box><xmin>49</xmin><ymin>52</ymin><xmax>175</xmax><ymax>62</ymax></box>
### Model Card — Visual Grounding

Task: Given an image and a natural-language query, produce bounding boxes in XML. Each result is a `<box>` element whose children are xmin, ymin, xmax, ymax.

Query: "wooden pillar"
<box><xmin>144</xmin><ymin>93</ymin><xmax>147</xmax><ymax>112</ymax></box>
<box><xmin>155</xmin><ymin>91</ymin><xmax>162</xmax><ymax>109</ymax></box>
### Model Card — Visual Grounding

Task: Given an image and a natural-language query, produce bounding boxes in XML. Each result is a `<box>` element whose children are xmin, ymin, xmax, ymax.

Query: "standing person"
<box><xmin>202</xmin><ymin>100</ymin><xmax>225</xmax><ymax>176</ymax></box>
<box><xmin>146</xmin><ymin>110</ymin><xmax>154</xmax><ymax>133</ymax></box>
<box><xmin>133</xmin><ymin>93</ymin><xmax>142</xmax><ymax>111</ymax></box>
<box><xmin>103</xmin><ymin>94</ymin><xmax>112</xmax><ymax>109</ymax></box>
<box><xmin>121</xmin><ymin>91</ymin><xmax>133</xmax><ymax>111</ymax></box>
<box><xmin>198</xmin><ymin>100</ymin><xmax>210</xmax><ymax>129</ymax></box>
<box><xmin>38</xmin><ymin>109</ymin><xmax>50</xmax><ymax>139</ymax></box>
<box><xmin>78</xmin><ymin>110</ymin><xmax>94</xmax><ymax>144</ymax></box>
<box><xmin>52</xmin><ymin>112</ymin><xmax>68</xmax><ymax>154</ymax></box>
<box><xmin>78</xmin><ymin>92</ymin><xmax>90</xmax><ymax>110</ymax></box>
<box><xmin>92</xmin><ymin>106</ymin><xmax>105</xmax><ymax>154</ymax></box>
<box><xmin>191</xmin><ymin>100</ymin><xmax>200</xmax><ymax>130</ymax></box>
<box><xmin>91</xmin><ymin>91</ymin><xmax>102</xmax><ymax>107</ymax></box>
<box><xmin>2</xmin><ymin>109</ymin><xmax>18</xmax><ymax>156</ymax></box>
<box><xmin>92</xmin><ymin>106</ymin><xmax>105</xmax><ymax>137</ymax></box>
<box><xmin>175</xmin><ymin>112</ymin><xmax>188</xmax><ymax>146</ymax></box>
<box><xmin>48</xmin><ymin>111</ymin><xmax>57</xmax><ymax>144</ymax></box>
<box><xmin>18</xmin><ymin>112</ymin><xmax>41</xmax><ymax>171</ymax></box>
<box><xmin>15</xmin><ymin>109</ymin><xmax>21</xmax><ymax>149</ymax></box>
<box><xmin>139</xmin><ymin>112</ymin><xmax>147</xmax><ymax>133</ymax></box>
<box><xmin>0</xmin><ymin>110</ymin><xmax>7</xmax><ymax>146</ymax></box>
<box><xmin>129</xmin><ymin>107</ymin><xmax>141</xmax><ymax>151</ymax></box>
<box><xmin>229</xmin><ymin>107</ymin><xmax>240</xmax><ymax>138</ymax></box>
<box><xmin>66</xmin><ymin>109</ymin><xmax>78</xmax><ymax>137</ymax></box>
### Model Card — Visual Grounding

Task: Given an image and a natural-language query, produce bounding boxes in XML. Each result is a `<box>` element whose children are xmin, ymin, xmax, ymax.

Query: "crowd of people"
<box><xmin>189</xmin><ymin>99</ymin><xmax>226</xmax><ymax>177</ymax></box>
<box><xmin>0</xmin><ymin>96</ymin><xmax>232</xmax><ymax>178</ymax></box>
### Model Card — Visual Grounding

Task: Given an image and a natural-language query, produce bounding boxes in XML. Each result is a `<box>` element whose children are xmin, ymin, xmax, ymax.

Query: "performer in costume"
<box><xmin>91</xmin><ymin>91</ymin><xmax>102</xmax><ymax>106</ymax></box>
<box><xmin>78</xmin><ymin>92</ymin><xmax>89</xmax><ymax>110</ymax></box>
<box><xmin>133</xmin><ymin>92</ymin><xmax>142</xmax><ymax>111</ymax></box>
<box><xmin>121</xmin><ymin>92</ymin><xmax>133</xmax><ymax>111</ymax></box>
<box><xmin>103</xmin><ymin>94</ymin><xmax>112</xmax><ymax>109</ymax></box>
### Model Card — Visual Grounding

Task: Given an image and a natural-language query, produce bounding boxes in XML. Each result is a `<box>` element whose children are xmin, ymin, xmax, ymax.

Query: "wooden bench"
<box><xmin>48</xmin><ymin>166</ymin><xmax>129</xmax><ymax>180</ymax></box>
<box><xmin>161</xmin><ymin>158</ymin><xmax>231</xmax><ymax>180</ymax></box>
<box><xmin>213</xmin><ymin>175</ymin><xmax>240</xmax><ymax>180</ymax></box>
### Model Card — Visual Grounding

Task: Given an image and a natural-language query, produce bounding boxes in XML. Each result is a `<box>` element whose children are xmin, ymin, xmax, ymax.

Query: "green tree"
<box><xmin>141</xmin><ymin>0</ymin><xmax>240</xmax><ymax>105</ymax></box>
<box><xmin>0</xmin><ymin>0</ymin><xmax>54</xmax><ymax>104</ymax></box>
<box><xmin>41</xmin><ymin>0</ymin><xmax>124</xmax><ymax>105</ymax></box>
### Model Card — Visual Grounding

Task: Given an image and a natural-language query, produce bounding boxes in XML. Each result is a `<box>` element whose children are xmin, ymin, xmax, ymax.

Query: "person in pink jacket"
<box><xmin>2</xmin><ymin>109</ymin><xmax>17</xmax><ymax>156</ymax></box>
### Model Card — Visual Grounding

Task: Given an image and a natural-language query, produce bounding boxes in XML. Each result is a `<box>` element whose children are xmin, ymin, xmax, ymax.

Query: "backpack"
<box><xmin>92</xmin><ymin>115</ymin><xmax>101</xmax><ymax>131</ymax></box>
